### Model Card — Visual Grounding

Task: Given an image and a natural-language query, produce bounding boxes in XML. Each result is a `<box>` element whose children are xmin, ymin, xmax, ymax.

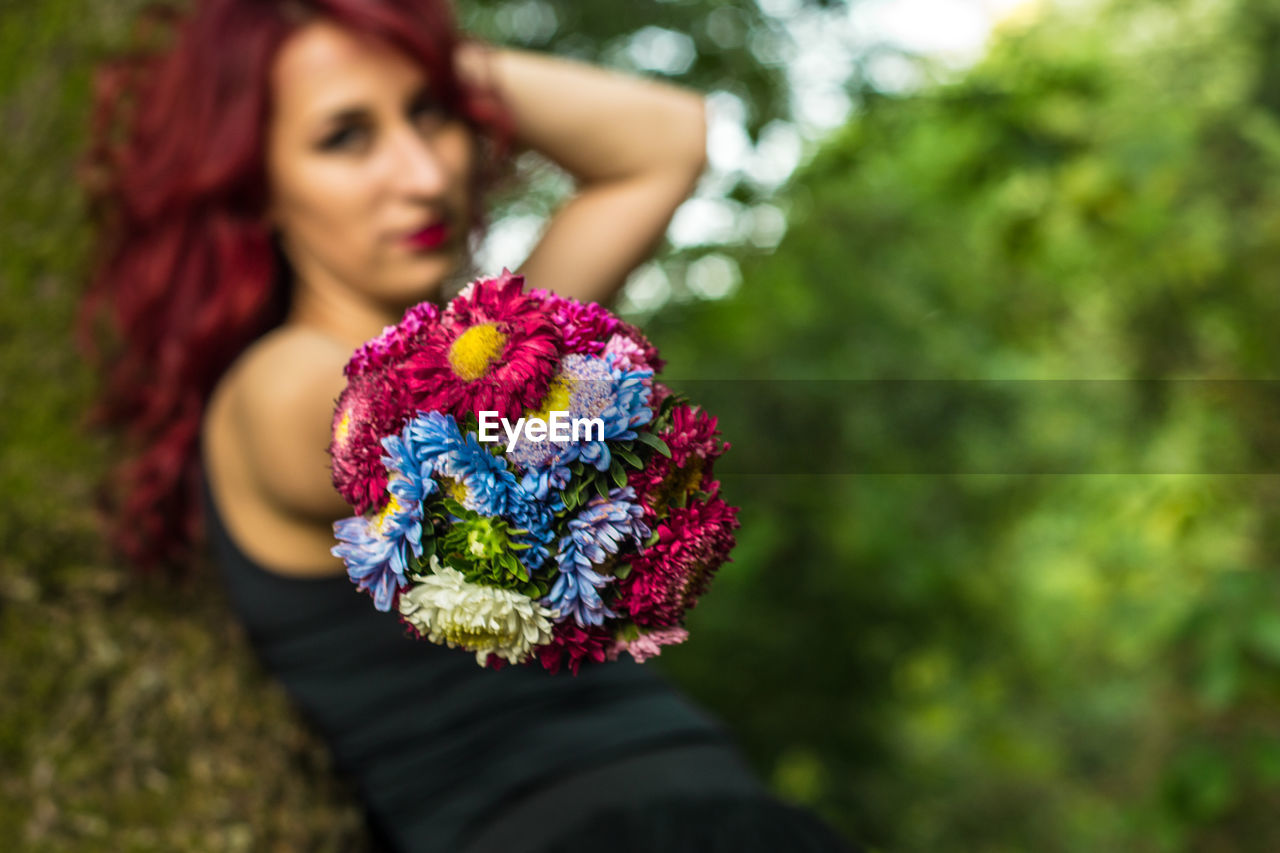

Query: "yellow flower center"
<box><xmin>679</xmin><ymin>561</ymin><xmax>711</xmax><ymax>606</ymax></box>
<box><xmin>652</xmin><ymin>458</ymin><xmax>704</xmax><ymax>510</ymax></box>
<box><xmin>441</xmin><ymin>622</ymin><xmax>514</xmax><ymax>649</ymax></box>
<box><xmin>527</xmin><ymin>374</ymin><xmax>572</xmax><ymax>422</ymax></box>
<box><xmin>334</xmin><ymin>408</ymin><xmax>352</xmax><ymax>447</ymax></box>
<box><xmin>373</xmin><ymin>491</ymin><xmax>406</xmax><ymax>536</ymax></box>
<box><xmin>442</xmin><ymin>476</ymin><xmax>469</xmax><ymax>504</ymax></box>
<box><xmin>448</xmin><ymin>323</ymin><xmax>508</xmax><ymax>381</ymax></box>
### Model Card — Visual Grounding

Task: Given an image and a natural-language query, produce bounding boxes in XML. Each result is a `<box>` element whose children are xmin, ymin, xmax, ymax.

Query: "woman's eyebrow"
<box><xmin>313</xmin><ymin>85</ymin><xmax>433</xmax><ymax>127</ymax></box>
<box><xmin>317</xmin><ymin>104</ymin><xmax>373</xmax><ymax>126</ymax></box>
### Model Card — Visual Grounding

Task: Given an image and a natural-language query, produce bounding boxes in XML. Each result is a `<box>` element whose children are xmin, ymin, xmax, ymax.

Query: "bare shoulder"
<box><xmin>216</xmin><ymin>325</ymin><xmax>354</xmax><ymax>523</ymax></box>
<box><xmin>236</xmin><ymin>325</ymin><xmax>351</xmax><ymax>405</ymax></box>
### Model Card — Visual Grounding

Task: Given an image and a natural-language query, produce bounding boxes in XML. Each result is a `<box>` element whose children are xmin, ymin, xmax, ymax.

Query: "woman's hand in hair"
<box><xmin>456</xmin><ymin>40</ymin><xmax>707</xmax><ymax>306</ymax></box>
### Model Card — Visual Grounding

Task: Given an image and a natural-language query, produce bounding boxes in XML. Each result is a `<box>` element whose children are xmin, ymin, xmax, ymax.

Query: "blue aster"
<box><xmin>404</xmin><ymin>410</ymin><xmax>467</xmax><ymax>477</ymax></box>
<box><xmin>508</xmin><ymin>355</ymin><xmax>654</xmax><ymax>499</ymax></box>
<box><xmin>542</xmin><ymin>486</ymin><xmax>650</xmax><ymax>627</ymax></box>
<box><xmin>436</xmin><ymin>431</ymin><xmax>520</xmax><ymax>517</ymax></box>
<box><xmin>517</xmin><ymin>462</ymin><xmax>573</xmax><ymax>502</ymax></box>
<box><xmin>561</xmin><ymin>354</ymin><xmax>654</xmax><ymax>473</ymax></box>
<box><xmin>505</xmin><ymin>481</ymin><xmax>562</xmax><ymax>573</ymax></box>
<box><xmin>332</xmin><ymin>516</ymin><xmax>403</xmax><ymax>612</ymax></box>
<box><xmin>331</xmin><ymin>429</ymin><xmax>435</xmax><ymax>612</ymax></box>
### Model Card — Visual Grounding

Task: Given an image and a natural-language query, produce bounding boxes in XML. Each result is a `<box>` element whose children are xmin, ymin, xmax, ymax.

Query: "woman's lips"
<box><xmin>403</xmin><ymin>222</ymin><xmax>450</xmax><ymax>250</ymax></box>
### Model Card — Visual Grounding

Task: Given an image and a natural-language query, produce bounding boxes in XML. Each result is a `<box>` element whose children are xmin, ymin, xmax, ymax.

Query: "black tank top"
<box><xmin>199</xmin><ymin>469</ymin><xmax>769</xmax><ymax>852</ymax></box>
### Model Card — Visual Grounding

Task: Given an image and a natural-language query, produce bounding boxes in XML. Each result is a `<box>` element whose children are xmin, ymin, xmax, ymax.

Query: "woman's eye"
<box><xmin>411</xmin><ymin>98</ymin><xmax>446</xmax><ymax>128</ymax></box>
<box><xmin>318</xmin><ymin>124</ymin><xmax>369</xmax><ymax>152</ymax></box>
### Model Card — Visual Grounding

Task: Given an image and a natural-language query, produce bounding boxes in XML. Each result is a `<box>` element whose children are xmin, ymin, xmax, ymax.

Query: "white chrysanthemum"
<box><xmin>398</xmin><ymin>561</ymin><xmax>557</xmax><ymax>666</ymax></box>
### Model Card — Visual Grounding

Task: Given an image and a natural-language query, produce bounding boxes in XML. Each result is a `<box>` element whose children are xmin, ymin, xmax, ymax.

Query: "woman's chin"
<box><xmin>384</xmin><ymin>253</ymin><xmax>467</xmax><ymax>308</ymax></box>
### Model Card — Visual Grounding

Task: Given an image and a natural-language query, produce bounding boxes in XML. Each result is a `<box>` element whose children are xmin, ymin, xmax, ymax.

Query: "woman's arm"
<box><xmin>457</xmin><ymin>41</ymin><xmax>708</xmax><ymax>305</ymax></box>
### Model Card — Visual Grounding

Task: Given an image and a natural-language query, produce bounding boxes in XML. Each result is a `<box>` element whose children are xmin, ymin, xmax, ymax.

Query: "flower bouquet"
<box><xmin>328</xmin><ymin>269</ymin><xmax>737</xmax><ymax>674</ymax></box>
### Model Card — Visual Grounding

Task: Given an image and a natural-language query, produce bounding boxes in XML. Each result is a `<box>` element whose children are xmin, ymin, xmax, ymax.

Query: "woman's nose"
<box><xmin>388</xmin><ymin>127</ymin><xmax>451</xmax><ymax>197</ymax></box>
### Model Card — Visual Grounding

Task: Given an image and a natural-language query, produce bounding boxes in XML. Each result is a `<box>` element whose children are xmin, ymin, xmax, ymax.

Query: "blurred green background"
<box><xmin>5</xmin><ymin>0</ymin><xmax>1280</xmax><ymax>849</ymax></box>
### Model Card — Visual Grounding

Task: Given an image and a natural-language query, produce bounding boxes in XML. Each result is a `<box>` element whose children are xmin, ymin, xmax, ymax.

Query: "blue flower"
<box><xmin>436</xmin><ymin>431</ymin><xmax>519</xmax><ymax>517</ymax></box>
<box><xmin>405</xmin><ymin>410</ymin><xmax>466</xmax><ymax>476</ymax></box>
<box><xmin>505</xmin><ymin>482</ymin><xmax>562</xmax><ymax>573</ymax></box>
<box><xmin>517</xmin><ymin>463</ymin><xmax>573</xmax><ymax>502</ymax></box>
<box><xmin>543</xmin><ymin>486</ymin><xmax>650</xmax><ymax>627</ymax></box>
<box><xmin>560</xmin><ymin>354</ymin><xmax>653</xmax><ymax>473</ymax></box>
<box><xmin>508</xmin><ymin>355</ymin><xmax>654</xmax><ymax>498</ymax></box>
<box><xmin>404</xmin><ymin>410</ymin><xmax>519</xmax><ymax>517</ymax></box>
<box><xmin>331</xmin><ymin>428</ymin><xmax>435</xmax><ymax>612</ymax></box>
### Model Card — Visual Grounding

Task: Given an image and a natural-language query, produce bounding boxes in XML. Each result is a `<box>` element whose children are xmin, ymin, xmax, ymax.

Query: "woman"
<box><xmin>80</xmin><ymin>0</ymin><xmax>856</xmax><ymax>850</ymax></box>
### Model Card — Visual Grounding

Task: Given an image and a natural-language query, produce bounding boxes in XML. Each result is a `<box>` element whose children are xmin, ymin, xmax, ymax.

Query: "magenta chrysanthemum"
<box><xmin>535</xmin><ymin>623</ymin><xmax>614</xmax><ymax>675</ymax></box>
<box><xmin>615</xmin><ymin>494</ymin><xmax>739</xmax><ymax>627</ymax></box>
<box><xmin>632</xmin><ymin>404</ymin><xmax>730</xmax><ymax>517</ymax></box>
<box><xmin>344</xmin><ymin>301</ymin><xmax>441</xmax><ymax>380</ymax></box>
<box><xmin>529</xmin><ymin>288</ymin><xmax>622</xmax><ymax>356</ymax></box>
<box><xmin>404</xmin><ymin>270</ymin><xmax>562</xmax><ymax>422</ymax></box>
<box><xmin>329</xmin><ymin>370</ymin><xmax>414</xmax><ymax>514</ymax></box>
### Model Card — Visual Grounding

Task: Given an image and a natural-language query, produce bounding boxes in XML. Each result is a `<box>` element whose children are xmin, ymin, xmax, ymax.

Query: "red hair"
<box><xmin>77</xmin><ymin>0</ymin><xmax>514</xmax><ymax>574</ymax></box>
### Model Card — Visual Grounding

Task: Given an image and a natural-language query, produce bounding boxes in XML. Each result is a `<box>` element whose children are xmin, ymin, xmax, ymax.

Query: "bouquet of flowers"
<box><xmin>328</xmin><ymin>269</ymin><xmax>737</xmax><ymax>674</ymax></box>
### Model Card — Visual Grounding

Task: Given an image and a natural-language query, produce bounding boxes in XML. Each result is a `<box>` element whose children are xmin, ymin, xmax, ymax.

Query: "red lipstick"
<box><xmin>404</xmin><ymin>222</ymin><xmax>450</xmax><ymax>250</ymax></box>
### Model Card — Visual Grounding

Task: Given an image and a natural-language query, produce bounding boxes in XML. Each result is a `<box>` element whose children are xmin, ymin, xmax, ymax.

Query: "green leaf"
<box><xmin>609</xmin><ymin>457</ymin><xmax>627</xmax><ymax>488</ymax></box>
<box><xmin>593</xmin><ymin>475</ymin><xmax>610</xmax><ymax>498</ymax></box>
<box><xmin>636</xmin><ymin>431</ymin><xmax>672</xmax><ymax>458</ymax></box>
<box><xmin>614</xmin><ymin>446</ymin><xmax>643</xmax><ymax>468</ymax></box>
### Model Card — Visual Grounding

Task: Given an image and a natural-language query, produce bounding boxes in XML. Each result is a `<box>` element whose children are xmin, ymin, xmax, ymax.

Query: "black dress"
<box><xmin>200</xmin><ymin>471</ymin><xmax>856</xmax><ymax>853</ymax></box>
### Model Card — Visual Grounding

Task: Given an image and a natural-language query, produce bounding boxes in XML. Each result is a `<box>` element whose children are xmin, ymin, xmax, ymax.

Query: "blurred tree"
<box><xmin>645</xmin><ymin>0</ymin><xmax>1280</xmax><ymax>848</ymax></box>
<box><xmin>460</xmin><ymin>0</ymin><xmax>857</xmax><ymax>309</ymax></box>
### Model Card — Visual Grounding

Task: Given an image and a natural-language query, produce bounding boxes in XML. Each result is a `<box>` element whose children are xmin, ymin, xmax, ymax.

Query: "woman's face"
<box><xmin>265</xmin><ymin>20</ymin><xmax>475</xmax><ymax>310</ymax></box>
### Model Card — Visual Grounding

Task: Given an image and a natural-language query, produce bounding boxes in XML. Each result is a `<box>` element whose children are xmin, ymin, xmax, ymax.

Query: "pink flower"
<box><xmin>329</xmin><ymin>369</ymin><xmax>414</xmax><ymax>514</ymax></box>
<box><xmin>631</xmin><ymin>404</ymin><xmax>730</xmax><ymax>517</ymax></box>
<box><xmin>611</xmin><ymin>320</ymin><xmax>664</xmax><ymax>372</ymax></box>
<box><xmin>527</xmin><ymin>288</ymin><xmax>664</xmax><ymax>371</ymax></box>
<box><xmin>615</xmin><ymin>494</ymin><xmax>739</xmax><ymax>627</ymax></box>
<box><xmin>404</xmin><ymin>270</ymin><xmax>562</xmax><ymax>422</ymax></box>
<box><xmin>530</xmin><ymin>289</ymin><xmax>621</xmax><ymax>356</ymax></box>
<box><xmin>535</xmin><ymin>622</ymin><xmax>613</xmax><ymax>675</ymax></box>
<box><xmin>344</xmin><ymin>301</ymin><xmax>440</xmax><ymax>379</ymax></box>
<box><xmin>606</xmin><ymin>626</ymin><xmax>689</xmax><ymax>663</ymax></box>
<box><xmin>602</xmin><ymin>333</ymin><xmax>651</xmax><ymax>373</ymax></box>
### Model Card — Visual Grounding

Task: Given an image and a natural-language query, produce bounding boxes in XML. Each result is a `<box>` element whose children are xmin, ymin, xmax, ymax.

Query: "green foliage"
<box><xmin>645</xmin><ymin>0</ymin><xmax>1280</xmax><ymax>848</ymax></box>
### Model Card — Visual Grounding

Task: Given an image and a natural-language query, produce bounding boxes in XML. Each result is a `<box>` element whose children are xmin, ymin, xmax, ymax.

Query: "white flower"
<box><xmin>398</xmin><ymin>560</ymin><xmax>557</xmax><ymax>666</ymax></box>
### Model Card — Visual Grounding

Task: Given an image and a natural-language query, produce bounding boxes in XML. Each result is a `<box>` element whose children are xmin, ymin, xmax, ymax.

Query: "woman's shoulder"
<box><xmin>211</xmin><ymin>326</ymin><xmax>350</xmax><ymax>441</ymax></box>
<box><xmin>227</xmin><ymin>325</ymin><xmax>352</xmax><ymax>405</ymax></box>
<box><xmin>203</xmin><ymin>325</ymin><xmax>356</xmax><ymax>574</ymax></box>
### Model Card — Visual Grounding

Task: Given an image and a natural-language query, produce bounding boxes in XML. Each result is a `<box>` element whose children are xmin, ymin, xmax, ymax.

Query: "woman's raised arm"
<box><xmin>457</xmin><ymin>41</ymin><xmax>707</xmax><ymax>305</ymax></box>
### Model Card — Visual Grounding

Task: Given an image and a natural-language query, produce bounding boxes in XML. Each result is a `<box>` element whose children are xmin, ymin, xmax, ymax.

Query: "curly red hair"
<box><xmin>77</xmin><ymin>0</ymin><xmax>514</xmax><ymax>573</ymax></box>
